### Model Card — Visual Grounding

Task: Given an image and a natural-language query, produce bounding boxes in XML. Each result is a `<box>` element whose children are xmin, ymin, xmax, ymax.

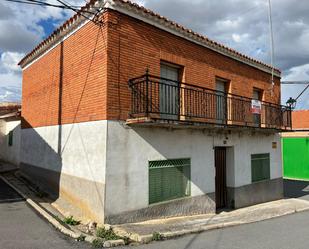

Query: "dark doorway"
<box><xmin>215</xmin><ymin>147</ymin><xmax>227</xmax><ymax>209</ymax></box>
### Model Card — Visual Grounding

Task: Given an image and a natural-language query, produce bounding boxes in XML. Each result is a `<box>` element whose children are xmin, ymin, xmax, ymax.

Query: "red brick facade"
<box><xmin>292</xmin><ymin>110</ymin><xmax>309</xmax><ymax>130</ymax></box>
<box><xmin>21</xmin><ymin>9</ymin><xmax>281</xmax><ymax>128</ymax></box>
<box><xmin>22</xmin><ymin>14</ymin><xmax>108</xmax><ymax>128</ymax></box>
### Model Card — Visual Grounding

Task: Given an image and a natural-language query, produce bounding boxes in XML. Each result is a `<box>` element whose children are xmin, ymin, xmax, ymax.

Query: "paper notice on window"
<box><xmin>251</xmin><ymin>100</ymin><xmax>262</xmax><ymax>114</ymax></box>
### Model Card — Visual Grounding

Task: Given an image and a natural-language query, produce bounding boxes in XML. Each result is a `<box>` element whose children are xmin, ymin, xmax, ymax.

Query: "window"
<box><xmin>8</xmin><ymin>131</ymin><xmax>13</xmax><ymax>147</ymax></box>
<box><xmin>149</xmin><ymin>158</ymin><xmax>191</xmax><ymax>204</ymax></box>
<box><xmin>251</xmin><ymin>153</ymin><xmax>270</xmax><ymax>182</ymax></box>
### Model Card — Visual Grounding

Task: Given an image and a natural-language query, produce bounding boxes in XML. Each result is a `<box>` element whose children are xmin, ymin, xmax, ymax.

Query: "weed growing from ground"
<box><xmin>152</xmin><ymin>232</ymin><xmax>164</xmax><ymax>241</ymax></box>
<box><xmin>95</xmin><ymin>227</ymin><xmax>121</xmax><ymax>241</ymax></box>
<box><xmin>63</xmin><ymin>216</ymin><xmax>80</xmax><ymax>226</ymax></box>
<box><xmin>91</xmin><ymin>238</ymin><xmax>104</xmax><ymax>248</ymax></box>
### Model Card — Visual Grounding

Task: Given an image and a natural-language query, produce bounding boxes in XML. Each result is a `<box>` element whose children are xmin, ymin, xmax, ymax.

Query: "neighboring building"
<box><xmin>18</xmin><ymin>0</ymin><xmax>292</xmax><ymax>224</ymax></box>
<box><xmin>282</xmin><ymin>110</ymin><xmax>309</xmax><ymax>180</ymax></box>
<box><xmin>0</xmin><ymin>102</ymin><xmax>21</xmax><ymax>166</ymax></box>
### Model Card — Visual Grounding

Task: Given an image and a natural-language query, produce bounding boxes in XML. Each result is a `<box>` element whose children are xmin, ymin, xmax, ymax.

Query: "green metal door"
<box><xmin>149</xmin><ymin>159</ymin><xmax>191</xmax><ymax>204</ymax></box>
<box><xmin>283</xmin><ymin>137</ymin><xmax>309</xmax><ymax>180</ymax></box>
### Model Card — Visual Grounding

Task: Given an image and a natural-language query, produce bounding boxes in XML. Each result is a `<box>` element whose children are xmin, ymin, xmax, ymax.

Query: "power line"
<box><xmin>281</xmin><ymin>81</ymin><xmax>309</xmax><ymax>85</ymax></box>
<box><xmin>5</xmin><ymin>0</ymin><xmax>81</xmax><ymax>10</ymax></box>
<box><xmin>5</xmin><ymin>0</ymin><xmax>98</xmax><ymax>16</ymax></box>
<box><xmin>268</xmin><ymin>0</ymin><xmax>275</xmax><ymax>90</ymax></box>
<box><xmin>227</xmin><ymin>5</ymin><xmax>260</xmax><ymax>20</ymax></box>
<box><xmin>56</xmin><ymin>0</ymin><xmax>100</xmax><ymax>24</ymax></box>
<box><xmin>295</xmin><ymin>84</ymin><xmax>309</xmax><ymax>101</ymax></box>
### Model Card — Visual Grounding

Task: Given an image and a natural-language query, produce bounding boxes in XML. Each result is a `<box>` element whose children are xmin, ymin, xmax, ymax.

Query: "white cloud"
<box><xmin>0</xmin><ymin>52</ymin><xmax>24</xmax><ymax>73</ymax></box>
<box><xmin>0</xmin><ymin>0</ymin><xmax>83</xmax><ymax>96</ymax></box>
<box><xmin>0</xmin><ymin>0</ymin><xmax>309</xmax><ymax>108</ymax></box>
<box><xmin>283</xmin><ymin>64</ymin><xmax>309</xmax><ymax>81</ymax></box>
<box><xmin>0</xmin><ymin>71</ymin><xmax>22</xmax><ymax>88</ymax></box>
<box><xmin>232</xmin><ymin>33</ymin><xmax>249</xmax><ymax>43</ymax></box>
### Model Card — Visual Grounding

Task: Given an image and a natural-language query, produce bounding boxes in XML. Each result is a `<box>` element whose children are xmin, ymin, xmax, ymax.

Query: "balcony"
<box><xmin>127</xmin><ymin>74</ymin><xmax>292</xmax><ymax>131</ymax></box>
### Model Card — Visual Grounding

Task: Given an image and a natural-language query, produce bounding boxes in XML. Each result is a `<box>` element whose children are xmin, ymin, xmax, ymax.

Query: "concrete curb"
<box><xmin>0</xmin><ymin>175</ymin><xmax>125</xmax><ymax>248</ymax></box>
<box><xmin>124</xmin><ymin>205</ymin><xmax>309</xmax><ymax>243</ymax></box>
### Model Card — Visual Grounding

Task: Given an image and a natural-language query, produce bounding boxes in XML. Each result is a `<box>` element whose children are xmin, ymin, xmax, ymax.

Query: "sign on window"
<box><xmin>251</xmin><ymin>99</ymin><xmax>262</xmax><ymax>114</ymax></box>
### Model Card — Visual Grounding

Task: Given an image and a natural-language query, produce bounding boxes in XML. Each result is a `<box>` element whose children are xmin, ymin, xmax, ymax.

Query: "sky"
<box><xmin>0</xmin><ymin>0</ymin><xmax>309</xmax><ymax>108</ymax></box>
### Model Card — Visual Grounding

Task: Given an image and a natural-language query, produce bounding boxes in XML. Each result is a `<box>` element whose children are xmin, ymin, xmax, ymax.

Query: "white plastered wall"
<box><xmin>105</xmin><ymin>121</ymin><xmax>216</xmax><ymax>216</ymax></box>
<box><xmin>212</xmin><ymin>132</ymin><xmax>282</xmax><ymax>187</ymax></box>
<box><xmin>105</xmin><ymin>121</ymin><xmax>282</xmax><ymax>216</ymax></box>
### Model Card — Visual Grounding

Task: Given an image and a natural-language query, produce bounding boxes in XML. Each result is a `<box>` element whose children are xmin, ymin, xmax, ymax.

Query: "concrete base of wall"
<box><xmin>105</xmin><ymin>193</ymin><xmax>215</xmax><ymax>224</ymax></box>
<box><xmin>20</xmin><ymin>163</ymin><xmax>105</xmax><ymax>223</ymax></box>
<box><xmin>227</xmin><ymin>178</ymin><xmax>283</xmax><ymax>209</ymax></box>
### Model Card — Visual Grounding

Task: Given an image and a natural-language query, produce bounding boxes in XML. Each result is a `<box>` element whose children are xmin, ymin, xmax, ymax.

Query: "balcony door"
<box><xmin>216</xmin><ymin>79</ymin><xmax>227</xmax><ymax>123</ymax></box>
<box><xmin>160</xmin><ymin>63</ymin><xmax>180</xmax><ymax>120</ymax></box>
<box><xmin>253</xmin><ymin>89</ymin><xmax>262</xmax><ymax>126</ymax></box>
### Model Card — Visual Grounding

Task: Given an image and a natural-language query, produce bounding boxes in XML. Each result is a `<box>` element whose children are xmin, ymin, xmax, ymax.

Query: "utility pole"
<box><xmin>268</xmin><ymin>0</ymin><xmax>275</xmax><ymax>93</ymax></box>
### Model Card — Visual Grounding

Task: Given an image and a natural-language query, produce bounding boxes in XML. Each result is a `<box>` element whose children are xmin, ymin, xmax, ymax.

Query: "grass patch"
<box><xmin>92</xmin><ymin>238</ymin><xmax>104</xmax><ymax>248</ymax></box>
<box><xmin>63</xmin><ymin>216</ymin><xmax>80</xmax><ymax>226</ymax></box>
<box><xmin>76</xmin><ymin>235</ymin><xmax>86</xmax><ymax>242</ymax></box>
<box><xmin>152</xmin><ymin>232</ymin><xmax>164</xmax><ymax>241</ymax></box>
<box><xmin>95</xmin><ymin>227</ymin><xmax>121</xmax><ymax>241</ymax></box>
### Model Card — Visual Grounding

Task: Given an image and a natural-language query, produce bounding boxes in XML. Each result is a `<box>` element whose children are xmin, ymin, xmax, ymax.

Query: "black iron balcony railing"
<box><xmin>128</xmin><ymin>74</ymin><xmax>292</xmax><ymax>130</ymax></box>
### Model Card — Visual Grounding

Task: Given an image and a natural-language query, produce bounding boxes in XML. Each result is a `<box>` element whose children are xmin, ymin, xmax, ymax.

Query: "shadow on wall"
<box><xmin>20</xmin><ymin>117</ymin><xmax>106</xmax><ymax>223</ymax></box>
<box><xmin>20</xmin><ymin>117</ymin><xmax>63</xmax><ymax>202</ymax></box>
<box><xmin>19</xmin><ymin>41</ymin><xmax>105</xmax><ymax>223</ymax></box>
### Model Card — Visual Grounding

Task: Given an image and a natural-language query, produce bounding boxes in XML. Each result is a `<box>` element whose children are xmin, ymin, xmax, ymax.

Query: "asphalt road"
<box><xmin>0</xmin><ymin>178</ymin><xmax>91</xmax><ymax>249</ymax></box>
<box><xmin>0</xmin><ymin>178</ymin><xmax>308</xmax><ymax>249</ymax></box>
<box><xmin>129</xmin><ymin>209</ymin><xmax>309</xmax><ymax>249</ymax></box>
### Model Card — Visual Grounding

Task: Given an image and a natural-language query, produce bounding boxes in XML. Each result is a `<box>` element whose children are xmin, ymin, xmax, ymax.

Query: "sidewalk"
<box><xmin>113</xmin><ymin>198</ymin><xmax>309</xmax><ymax>243</ymax></box>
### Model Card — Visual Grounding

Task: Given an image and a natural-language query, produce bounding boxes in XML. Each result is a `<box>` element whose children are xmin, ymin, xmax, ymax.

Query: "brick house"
<box><xmin>18</xmin><ymin>0</ymin><xmax>292</xmax><ymax>224</ymax></box>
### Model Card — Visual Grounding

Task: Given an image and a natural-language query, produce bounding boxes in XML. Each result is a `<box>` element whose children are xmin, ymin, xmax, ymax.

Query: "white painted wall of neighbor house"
<box><xmin>105</xmin><ymin>121</ymin><xmax>283</xmax><ymax>216</ymax></box>
<box><xmin>0</xmin><ymin>119</ymin><xmax>21</xmax><ymax>165</ymax></box>
<box><xmin>20</xmin><ymin>120</ymin><xmax>107</xmax><ymax>184</ymax></box>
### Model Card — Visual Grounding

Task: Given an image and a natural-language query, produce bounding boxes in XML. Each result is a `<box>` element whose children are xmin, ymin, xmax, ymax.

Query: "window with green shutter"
<box><xmin>149</xmin><ymin>158</ymin><xmax>191</xmax><ymax>204</ymax></box>
<box><xmin>8</xmin><ymin>131</ymin><xmax>13</xmax><ymax>147</ymax></box>
<box><xmin>251</xmin><ymin>153</ymin><xmax>270</xmax><ymax>182</ymax></box>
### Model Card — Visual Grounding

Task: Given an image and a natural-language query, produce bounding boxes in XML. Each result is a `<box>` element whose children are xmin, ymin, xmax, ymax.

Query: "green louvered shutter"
<box><xmin>251</xmin><ymin>153</ymin><xmax>270</xmax><ymax>182</ymax></box>
<box><xmin>149</xmin><ymin>158</ymin><xmax>191</xmax><ymax>204</ymax></box>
